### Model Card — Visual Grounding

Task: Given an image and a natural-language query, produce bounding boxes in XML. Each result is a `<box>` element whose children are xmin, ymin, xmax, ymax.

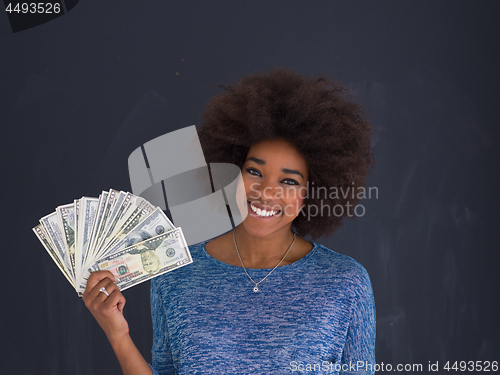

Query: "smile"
<box><xmin>248</xmin><ymin>201</ymin><xmax>282</xmax><ymax>217</ymax></box>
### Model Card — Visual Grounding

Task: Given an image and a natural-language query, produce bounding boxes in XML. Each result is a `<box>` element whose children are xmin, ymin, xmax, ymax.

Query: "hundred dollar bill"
<box><xmin>100</xmin><ymin>207</ymin><xmax>175</xmax><ymax>259</ymax></box>
<box><xmin>87</xmin><ymin>189</ymin><xmax>119</xmax><ymax>260</ymax></box>
<box><xmin>99</xmin><ymin>197</ymin><xmax>155</xmax><ymax>254</ymax></box>
<box><xmin>56</xmin><ymin>203</ymin><xmax>76</xmax><ymax>276</ymax></box>
<box><xmin>97</xmin><ymin>192</ymin><xmax>136</xmax><ymax>251</ymax></box>
<box><xmin>76</xmin><ymin>199</ymin><xmax>83</xmax><ymax>255</ymax></box>
<box><xmin>74</xmin><ymin>199</ymin><xmax>80</xmax><ymax>269</ymax></box>
<box><xmin>76</xmin><ymin>192</ymin><xmax>108</xmax><ymax>293</ymax></box>
<box><xmin>33</xmin><ymin>224</ymin><xmax>75</xmax><ymax>289</ymax></box>
<box><xmin>75</xmin><ymin>197</ymin><xmax>99</xmax><ymax>284</ymax></box>
<box><xmin>40</xmin><ymin>211</ymin><xmax>74</xmax><ymax>280</ymax></box>
<box><xmin>75</xmin><ymin>198</ymin><xmax>85</xmax><ymax>266</ymax></box>
<box><xmin>94</xmin><ymin>191</ymin><xmax>128</xmax><ymax>253</ymax></box>
<box><xmin>84</xmin><ymin>191</ymin><xmax>109</xmax><ymax>267</ymax></box>
<box><xmin>90</xmin><ymin>227</ymin><xmax>192</xmax><ymax>293</ymax></box>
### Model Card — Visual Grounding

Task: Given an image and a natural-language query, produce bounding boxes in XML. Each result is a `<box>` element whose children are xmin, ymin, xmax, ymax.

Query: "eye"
<box><xmin>282</xmin><ymin>178</ymin><xmax>300</xmax><ymax>186</ymax></box>
<box><xmin>246</xmin><ymin>167</ymin><xmax>261</xmax><ymax>176</ymax></box>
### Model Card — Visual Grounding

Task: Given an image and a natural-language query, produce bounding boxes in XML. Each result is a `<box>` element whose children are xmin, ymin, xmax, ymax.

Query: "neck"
<box><xmin>233</xmin><ymin>224</ymin><xmax>296</xmax><ymax>268</ymax></box>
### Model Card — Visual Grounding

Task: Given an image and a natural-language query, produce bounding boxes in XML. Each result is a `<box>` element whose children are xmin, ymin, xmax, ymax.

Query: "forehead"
<box><xmin>246</xmin><ymin>139</ymin><xmax>307</xmax><ymax>168</ymax></box>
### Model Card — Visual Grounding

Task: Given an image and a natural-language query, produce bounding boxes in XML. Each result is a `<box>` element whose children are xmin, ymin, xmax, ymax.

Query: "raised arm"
<box><xmin>82</xmin><ymin>270</ymin><xmax>153</xmax><ymax>375</ymax></box>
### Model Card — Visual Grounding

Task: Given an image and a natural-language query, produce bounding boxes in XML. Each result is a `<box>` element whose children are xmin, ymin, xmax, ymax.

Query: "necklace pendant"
<box><xmin>253</xmin><ymin>286</ymin><xmax>259</xmax><ymax>292</ymax></box>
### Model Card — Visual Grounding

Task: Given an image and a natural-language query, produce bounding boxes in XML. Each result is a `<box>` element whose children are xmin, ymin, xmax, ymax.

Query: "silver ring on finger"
<box><xmin>99</xmin><ymin>286</ymin><xmax>110</xmax><ymax>297</ymax></box>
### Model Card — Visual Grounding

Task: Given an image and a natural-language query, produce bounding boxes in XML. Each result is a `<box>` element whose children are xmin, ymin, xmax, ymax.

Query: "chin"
<box><xmin>240</xmin><ymin>222</ymin><xmax>269</xmax><ymax>237</ymax></box>
<box><xmin>240</xmin><ymin>219</ymin><xmax>292</xmax><ymax>239</ymax></box>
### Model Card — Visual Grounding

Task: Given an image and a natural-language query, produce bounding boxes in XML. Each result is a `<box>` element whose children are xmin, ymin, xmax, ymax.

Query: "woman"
<box><xmin>83</xmin><ymin>67</ymin><xmax>376</xmax><ymax>374</ymax></box>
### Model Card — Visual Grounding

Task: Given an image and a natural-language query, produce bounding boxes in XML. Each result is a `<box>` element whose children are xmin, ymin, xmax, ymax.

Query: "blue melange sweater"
<box><xmin>149</xmin><ymin>240</ymin><xmax>375</xmax><ymax>375</ymax></box>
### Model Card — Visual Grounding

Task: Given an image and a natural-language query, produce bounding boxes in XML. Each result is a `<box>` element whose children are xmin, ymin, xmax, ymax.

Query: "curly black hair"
<box><xmin>197</xmin><ymin>67</ymin><xmax>375</xmax><ymax>239</ymax></box>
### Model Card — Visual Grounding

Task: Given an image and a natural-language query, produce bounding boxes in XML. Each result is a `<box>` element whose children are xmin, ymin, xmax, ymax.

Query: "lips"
<box><xmin>248</xmin><ymin>201</ymin><xmax>282</xmax><ymax>218</ymax></box>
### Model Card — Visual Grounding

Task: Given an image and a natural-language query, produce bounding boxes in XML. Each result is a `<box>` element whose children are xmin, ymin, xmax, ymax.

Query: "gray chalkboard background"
<box><xmin>1</xmin><ymin>1</ymin><xmax>498</xmax><ymax>374</ymax></box>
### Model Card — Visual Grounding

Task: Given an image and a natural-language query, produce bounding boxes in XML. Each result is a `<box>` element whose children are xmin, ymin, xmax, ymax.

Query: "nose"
<box><xmin>254</xmin><ymin>179</ymin><xmax>280</xmax><ymax>202</ymax></box>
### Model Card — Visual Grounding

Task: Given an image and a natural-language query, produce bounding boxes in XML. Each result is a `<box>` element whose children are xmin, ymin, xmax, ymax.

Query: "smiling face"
<box><xmin>240</xmin><ymin>138</ymin><xmax>309</xmax><ymax>238</ymax></box>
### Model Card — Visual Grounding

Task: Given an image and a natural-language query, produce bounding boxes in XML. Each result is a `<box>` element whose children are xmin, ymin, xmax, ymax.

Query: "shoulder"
<box><xmin>309</xmin><ymin>242</ymin><xmax>373</xmax><ymax>292</ymax></box>
<box><xmin>151</xmin><ymin>239</ymin><xmax>219</xmax><ymax>290</ymax></box>
<box><xmin>309</xmin><ymin>244</ymin><xmax>375</xmax><ymax>321</ymax></box>
<box><xmin>187</xmin><ymin>240</ymin><xmax>209</xmax><ymax>255</ymax></box>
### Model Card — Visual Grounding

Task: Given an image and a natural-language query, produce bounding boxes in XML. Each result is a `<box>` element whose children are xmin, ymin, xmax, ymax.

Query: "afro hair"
<box><xmin>197</xmin><ymin>67</ymin><xmax>375</xmax><ymax>239</ymax></box>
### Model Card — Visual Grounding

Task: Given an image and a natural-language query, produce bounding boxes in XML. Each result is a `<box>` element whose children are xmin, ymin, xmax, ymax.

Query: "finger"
<box><xmin>103</xmin><ymin>288</ymin><xmax>126</xmax><ymax>312</ymax></box>
<box><xmin>116</xmin><ymin>292</ymin><xmax>126</xmax><ymax>312</ymax></box>
<box><xmin>89</xmin><ymin>270</ymin><xmax>118</xmax><ymax>287</ymax></box>
<box><xmin>83</xmin><ymin>271</ymin><xmax>117</xmax><ymax>299</ymax></box>
<box><xmin>86</xmin><ymin>277</ymin><xmax>117</xmax><ymax>303</ymax></box>
<box><xmin>94</xmin><ymin>279</ymin><xmax>119</xmax><ymax>303</ymax></box>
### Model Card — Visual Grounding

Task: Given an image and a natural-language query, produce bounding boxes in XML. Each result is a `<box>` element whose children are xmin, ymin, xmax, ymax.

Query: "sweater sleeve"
<box><xmin>339</xmin><ymin>265</ymin><xmax>376</xmax><ymax>375</ymax></box>
<box><xmin>149</xmin><ymin>277</ymin><xmax>175</xmax><ymax>375</ymax></box>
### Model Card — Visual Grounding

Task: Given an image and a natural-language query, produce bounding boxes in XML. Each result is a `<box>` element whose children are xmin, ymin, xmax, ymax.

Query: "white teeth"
<box><xmin>250</xmin><ymin>202</ymin><xmax>279</xmax><ymax>217</ymax></box>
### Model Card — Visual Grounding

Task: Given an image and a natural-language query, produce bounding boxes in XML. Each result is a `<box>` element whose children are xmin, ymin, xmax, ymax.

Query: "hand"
<box><xmin>82</xmin><ymin>270</ymin><xmax>129</xmax><ymax>344</ymax></box>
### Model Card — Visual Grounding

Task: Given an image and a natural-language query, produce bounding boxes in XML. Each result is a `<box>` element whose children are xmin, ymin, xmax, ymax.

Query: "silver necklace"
<box><xmin>233</xmin><ymin>230</ymin><xmax>297</xmax><ymax>293</ymax></box>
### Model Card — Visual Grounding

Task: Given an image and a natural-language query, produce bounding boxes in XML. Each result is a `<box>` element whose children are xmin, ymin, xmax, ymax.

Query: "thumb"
<box><xmin>117</xmin><ymin>297</ymin><xmax>126</xmax><ymax>313</ymax></box>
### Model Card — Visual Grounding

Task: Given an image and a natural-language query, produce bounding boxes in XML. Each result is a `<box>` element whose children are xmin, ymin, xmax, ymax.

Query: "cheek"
<box><xmin>292</xmin><ymin>197</ymin><xmax>304</xmax><ymax>214</ymax></box>
<box><xmin>281</xmin><ymin>190</ymin><xmax>305</xmax><ymax>219</ymax></box>
<box><xmin>296</xmin><ymin>197</ymin><xmax>304</xmax><ymax>209</ymax></box>
<box><xmin>284</xmin><ymin>187</ymin><xmax>305</xmax><ymax>207</ymax></box>
<box><xmin>244</xmin><ymin>180</ymin><xmax>260</xmax><ymax>199</ymax></box>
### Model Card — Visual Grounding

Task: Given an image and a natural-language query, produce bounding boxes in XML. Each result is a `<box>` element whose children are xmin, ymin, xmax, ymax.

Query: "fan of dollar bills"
<box><xmin>33</xmin><ymin>189</ymin><xmax>193</xmax><ymax>296</ymax></box>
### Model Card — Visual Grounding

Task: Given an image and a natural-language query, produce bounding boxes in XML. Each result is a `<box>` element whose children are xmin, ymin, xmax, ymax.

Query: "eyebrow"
<box><xmin>245</xmin><ymin>156</ymin><xmax>305</xmax><ymax>179</ymax></box>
